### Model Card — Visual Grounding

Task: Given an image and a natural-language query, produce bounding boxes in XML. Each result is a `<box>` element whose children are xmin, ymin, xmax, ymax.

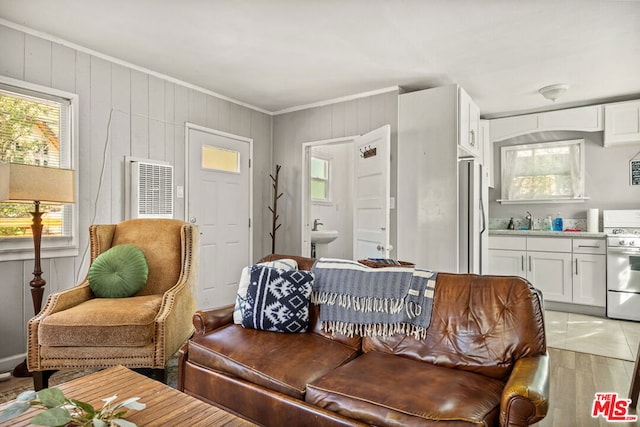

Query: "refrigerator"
<box><xmin>458</xmin><ymin>158</ymin><xmax>489</xmax><ymax>274</ymax></box>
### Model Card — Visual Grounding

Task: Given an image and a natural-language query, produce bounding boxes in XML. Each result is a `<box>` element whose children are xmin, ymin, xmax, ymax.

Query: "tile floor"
<box><xmin>545</xmin><ymin>310</ymin><xmax>640</xmax><ymax>361</ymax></box>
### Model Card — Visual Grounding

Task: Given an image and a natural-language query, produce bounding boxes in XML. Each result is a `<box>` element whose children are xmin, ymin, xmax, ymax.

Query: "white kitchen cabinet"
<box><xmin>458</xmin><ymin>87</ymin><xmax>481</xmax><ymax>158</ymax></box>
<box><xmin>604</xmin><ymin>100</ymin><xmax>640</xmax><ymax>147</ymax></box>
<box><xmin>572</xmin><ymin>238</ymin><xmax>606</xmax><ymax>307</ymax></box>
<box><xmin>488</xmin><ymin>235</ymin><xmax>606</xmax><ymax>307</ymax></box>
<box><xmin>488</xmin><ymin>249</ymin><xmax>525</xmax><ymax>276</ymax></box>
<box><xmin>572</xmin><ymin>254</ymin><xmax>606</xmax><ymax>307</ymax></box>
<box><xmin>490</xmin><ymin>105</ymin><xmax>603</xmax><ymax>142</ymax></box>
<box><xmin>527</xmin><ymin>251</ymin><xmax>573</xmax><ymax>303</ymax></box>
<box><xmin>398</xmin><ymin>85</ymin><xmax>485</xmax><ymax>274</ymax></box>
<box><xmin>479</xmin><ymin>119</ymin><xmax>493</xmax><ymax>188</ymax></box>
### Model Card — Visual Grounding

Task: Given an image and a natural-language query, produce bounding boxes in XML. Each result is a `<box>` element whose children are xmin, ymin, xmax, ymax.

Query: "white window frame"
<box><xmin>0</xmin><ymin>75</ymin><xmax>79</xmax><ymax>261</ymax></box>
<box><xmin>498</xmin><ymin>139</ymin><xmax>588</xmax><ymax>204</ymax></box>
<box><xmin>310</xmin><ymin>153</ymin><xmax>332</xmax><ymax>204</ymax></box>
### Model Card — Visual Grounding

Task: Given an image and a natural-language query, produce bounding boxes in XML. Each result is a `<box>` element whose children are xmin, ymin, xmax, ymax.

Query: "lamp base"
<box><xmin>12</xmin><ymin>359</ymin><xmax>32</xmax><ymax>377</ymax></box>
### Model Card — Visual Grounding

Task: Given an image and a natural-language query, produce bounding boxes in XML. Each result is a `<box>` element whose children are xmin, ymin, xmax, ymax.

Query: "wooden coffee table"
<box><xmin>0</xmin><ymin>365</ymin><xmax>255</xmax><ymax>426</ymax></box>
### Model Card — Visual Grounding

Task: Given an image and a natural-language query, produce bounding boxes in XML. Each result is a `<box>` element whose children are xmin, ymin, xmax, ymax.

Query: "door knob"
<box><xmin>189</xmin><ymin>217</ymin><xmax>197</xmax><ymax>223</ymax></box>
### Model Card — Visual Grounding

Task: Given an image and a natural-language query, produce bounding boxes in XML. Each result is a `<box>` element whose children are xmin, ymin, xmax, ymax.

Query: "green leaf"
<box><xmin>16</xmin><ymin>390</ymin><xmax>37</xmax><ymax>401</ymax></box>
<box><xmin>0</xmin><ymin>401</ymin><xmax>30</xmax><ymax>421</ymax></box>
<box><xmin>30</xmin><ymin>407</ymin><xmax>72</xmax><ymax>426</ymax></box>
<box><xmin>37</xmin><ymin>388</ymin><xmax>67</xmax><ymax>408</ymax></box>
<box><xmin>113</xmin><ymin>418</ymin><xmax>138</xmax><ymax>427</ymax></box>
<box><xmin>70</xmin><ymin>398</ymin><xmax>95</xmax><ymax>416</ymax></box>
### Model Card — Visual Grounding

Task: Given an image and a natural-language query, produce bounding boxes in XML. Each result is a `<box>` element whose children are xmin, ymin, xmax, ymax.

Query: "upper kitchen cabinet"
<box><xmin>490</xmin><ymin>105</ymin><xmax>603</xmax><ymax>142</ymax></box>
<box><xmin>604</xmin><ymin>100</ymin><xmax>640</xmax><ymax>147</ymax></box>
<box><xmin>458</xmin><ymin>87</ymin><xmax>481</xmax><ymax>157</ymax></box>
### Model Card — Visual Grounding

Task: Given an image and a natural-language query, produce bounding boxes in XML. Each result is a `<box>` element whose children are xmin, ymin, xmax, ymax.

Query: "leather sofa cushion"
<box><xmin>306</xmin><ymin>351</ymin><xmax>504</xmax><ymax>427</ymax></box>
<box><xmin>39</xmin><ymin>295</ymin><xmax>162</xmax><ymax>347</ymax></box>
<box><xmin>363</xmin><ymin>273</ymin><xmax>546</xmax><ymax>381</ymax></box>
<box><xmin>188</xmin><ymin>323</ymin><xmax>360</xmax><ymax>400</ymax></box>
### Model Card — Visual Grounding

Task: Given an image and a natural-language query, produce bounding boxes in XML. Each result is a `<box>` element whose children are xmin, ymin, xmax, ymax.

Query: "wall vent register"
<box><xmin>130</xmin><ymin>160</ymin><xmax>174</xmax><ymax>219</ymax></box>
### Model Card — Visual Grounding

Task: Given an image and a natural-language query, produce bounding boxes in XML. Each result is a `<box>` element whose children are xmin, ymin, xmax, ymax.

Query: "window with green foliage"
<box><xmin>310</xmin><ymin>157</ymin><xmax>330</xmax><ymax>202</ymax></box>
<box><xmin>0</xmin><ymin>83</ymin><xmax>72</xmax><ymax>238</ymax></box>
<box><xmin>500</xmin><ymin>139</ymin><xmax>586</xmax><ymax>202</ymax></box>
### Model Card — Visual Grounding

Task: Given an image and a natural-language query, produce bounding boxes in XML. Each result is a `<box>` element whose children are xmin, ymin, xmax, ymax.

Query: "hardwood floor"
<box><xmin>538</xmin><ymin>347</ymin><xmax>639</xmax><ymax>426</ymax></box>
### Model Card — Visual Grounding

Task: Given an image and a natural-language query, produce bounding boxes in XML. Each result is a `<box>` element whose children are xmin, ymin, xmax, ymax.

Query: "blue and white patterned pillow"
<box><xmin>233</xmin><ymin>259</ymin><xmax>298</xmax><ymax>324</ymax></box>
<box><xmin>242</xmin><ymin>265</ymin><xmax>314</xmax><ymax>333</ymax></box>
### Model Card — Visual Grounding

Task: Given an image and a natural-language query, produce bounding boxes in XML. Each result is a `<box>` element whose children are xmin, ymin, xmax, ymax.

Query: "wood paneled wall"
<box><xmin>0</xmin><ymin>23</ymin><xmax>272</xmax><ymax>370</ymax></box>
<box><xmin>272</xmin><ymin>90</ymin><xmax>399</xmax><ymax>257</ymax></box>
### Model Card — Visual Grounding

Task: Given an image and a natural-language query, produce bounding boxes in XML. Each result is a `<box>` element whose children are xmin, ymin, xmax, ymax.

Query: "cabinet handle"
<box><xmin>577</xmin><ymin>245</ymin><xmax>600</xmax><ymax>248</ymax></box>
<box><xmin>575</xmin><ymin>258</ymin><xmax>579</xmax><ymax>275</ymax></box>
<box><xmin>521</xmin><ymin>255</ymin><xmax>525</xmax><ymax>271</ymax></box>
<box><xmin>528</xmin><ymin>256</ymin><xmax>532</xmax><ymax>272</ymax></box>
<box><xmin>470</xmin><ymin>129</ymin><xmax>476</xmax><ymax>147</ymax></box>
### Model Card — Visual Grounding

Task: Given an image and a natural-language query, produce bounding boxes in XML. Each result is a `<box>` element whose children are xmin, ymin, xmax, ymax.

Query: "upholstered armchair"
<box><xmin>27</xmin><ymin>218</ymin><xmax>198</xmax><ymax>390</ymax></box>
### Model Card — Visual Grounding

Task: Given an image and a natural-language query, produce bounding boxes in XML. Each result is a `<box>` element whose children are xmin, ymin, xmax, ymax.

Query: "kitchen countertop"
<box><xmin>489</xmin><ymin>229</ymin><xmax>606</xmax><ymax>238</ymax></box>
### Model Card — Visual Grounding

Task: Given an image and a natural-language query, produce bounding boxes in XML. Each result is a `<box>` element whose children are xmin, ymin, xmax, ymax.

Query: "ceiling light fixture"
<box><xmin>538</xmin><ymin>84</ymin><xmax>570</xmax><ymax>102</ymax></box>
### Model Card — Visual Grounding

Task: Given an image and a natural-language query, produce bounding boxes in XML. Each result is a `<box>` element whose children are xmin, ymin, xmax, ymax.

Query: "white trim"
<box><xmin>0</xmin><ymin>352</ymin><xmax>26</xmax><ymax>374</ymax></box>
<box><xmin>301</xmin><ymin>136</ymin><xmax>357</xmax><ymax>257</ymax></box>
<box><xmin>274</xmin><ymin>86</ymin><xmax>400</xmax><ymax>115</ymax></box>
<box><xmin>0</xmin><ymin>18</ymin><xmax>271</xmax><ymax>115</ymax></box>
<box><xmin>184</xmin><ymin>122</ymin><xmax>253</xmax><ymax>263</ymax></box>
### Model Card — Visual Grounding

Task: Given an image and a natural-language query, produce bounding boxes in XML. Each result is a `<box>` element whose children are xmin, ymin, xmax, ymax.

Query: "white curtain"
<box><xmin>501</xmin><ymin>140</ymin><xmax>584</xmax><ymax>201</ymax></box>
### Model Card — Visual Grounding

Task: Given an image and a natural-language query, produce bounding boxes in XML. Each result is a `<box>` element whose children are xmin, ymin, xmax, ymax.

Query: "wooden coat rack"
<box><xmin>269</xmin><ymin>165</ymin><xmax>283</xmax><ymax>254</ymax></box>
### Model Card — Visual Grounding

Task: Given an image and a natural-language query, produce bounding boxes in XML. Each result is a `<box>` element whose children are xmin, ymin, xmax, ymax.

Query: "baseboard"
<box><xmin>545</xmin><ymin>301</ymin><xmax>606</xmax><ymax>317</ymax></box>
<box><xmin>0</xmin><ymin>353</ymin><xmax>26</xmax><ymax>374</ymax></box>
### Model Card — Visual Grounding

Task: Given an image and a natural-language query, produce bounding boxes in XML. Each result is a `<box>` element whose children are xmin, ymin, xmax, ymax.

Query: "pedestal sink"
<box><xmin>310</xmin><ymin>230</ymin><xmax>338</xmax><ymax>258</ymax></box>
<box><xmin>310</xmin><ymin>229</ymin><xmax>339</xmax><ymax>244</ymax></box>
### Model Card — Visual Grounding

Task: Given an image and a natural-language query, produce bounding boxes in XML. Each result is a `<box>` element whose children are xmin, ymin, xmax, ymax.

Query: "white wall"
<box><xmin>0</xmin><ymin>23</ymin><xmax>272</xmax><ymax>371</ymax></box>
<box><xmin>489</xmin><ymin>130</ymin><xmax>640</xmax><ymax>224</ymax></box>
<box><xmin>310</xmin><ymin>143</ymin><xmax>354</xmax><ymax>259</ymax></box>
<box><xmin>272</xmin><ymin>90</ymin><xmax>399</xmax><ymax>257</ymax></box>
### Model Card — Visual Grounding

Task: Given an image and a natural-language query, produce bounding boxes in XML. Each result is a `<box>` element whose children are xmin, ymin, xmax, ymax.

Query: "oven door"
<box><xmin>607</xmin><ymin>246</ymin><xmax>640</xmax><ymax>292</ymax></box>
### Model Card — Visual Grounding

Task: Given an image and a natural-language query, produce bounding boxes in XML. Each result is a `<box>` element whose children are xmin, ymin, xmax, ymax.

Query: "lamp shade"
<box><xmin>0</xmin><ymin>163</ymin><xmax>75</xmax><ymax>204</ymax></box>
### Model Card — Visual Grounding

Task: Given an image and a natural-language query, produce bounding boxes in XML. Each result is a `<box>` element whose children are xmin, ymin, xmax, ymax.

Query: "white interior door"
<box><xmin>186</xmin><ymin>124</ymin><xmax>252</xmax><ymax>310</ymax></box>
<box><xmin>353</xmin><ymin>125</ymin><xmax>391</xmax><ymax>260</ymax></box>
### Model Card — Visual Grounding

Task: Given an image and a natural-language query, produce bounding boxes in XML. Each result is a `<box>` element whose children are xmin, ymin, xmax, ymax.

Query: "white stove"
<box><xmin>603</xmin><ymin>210</ymin><xmax>640</xmax><ymax>321</ymax></box>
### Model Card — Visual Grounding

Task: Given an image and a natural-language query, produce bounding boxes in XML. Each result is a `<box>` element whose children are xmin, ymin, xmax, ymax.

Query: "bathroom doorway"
<box><xmin>301</xmin><ymin>125</ymin><xmax>391</xmax><ymax>260</ymax></box>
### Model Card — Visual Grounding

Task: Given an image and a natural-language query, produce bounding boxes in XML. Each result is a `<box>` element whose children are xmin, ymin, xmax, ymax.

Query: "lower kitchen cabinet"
<box><xmin>572</xmin><ymin>253</ymin><xmax>606</xmax><ymax>306</ymax></box>
<box><xmin>528</xmin><ymin>251</ymin><xmax>573</xmax><ymax>303</ymax></box>
<box><xmin>488</xmin><ymin>235</ymin><xmax>606</xmax><ymax>307</ymax></box>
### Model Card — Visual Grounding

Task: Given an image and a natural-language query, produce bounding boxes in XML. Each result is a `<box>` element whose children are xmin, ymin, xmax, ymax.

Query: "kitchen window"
<box><xmin>499</xmin><ymin>139</ymin><xmax>586</xmax><ymax>203</ymax></box>
<box><xmin>0</xmin><ymin>78</ymin><xmax>78</xmax><ymax>260</ymax></box>
<box><xmin>310</xmin><ymin>156</ymin><xmax>331</xmax><ymax>202</ymax></box>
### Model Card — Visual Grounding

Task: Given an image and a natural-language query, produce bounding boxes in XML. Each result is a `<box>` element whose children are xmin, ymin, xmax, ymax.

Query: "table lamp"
<box><xmin>0</xmin><ymin>163</ymin><xmax>75</xmax><ymax>376</ymax></box>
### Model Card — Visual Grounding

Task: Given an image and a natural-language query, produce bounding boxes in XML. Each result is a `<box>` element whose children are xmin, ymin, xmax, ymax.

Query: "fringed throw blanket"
<box><xmin>310</xmin><ymin>258</ymin><xmax>437</xmax><ymax>339</ymax></box>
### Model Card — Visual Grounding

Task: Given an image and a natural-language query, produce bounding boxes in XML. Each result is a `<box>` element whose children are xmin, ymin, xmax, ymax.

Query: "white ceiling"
<box><xmin>1</xmin><ymin>0</ymin><xmax>639</xmax><ymax>117</ymax></box>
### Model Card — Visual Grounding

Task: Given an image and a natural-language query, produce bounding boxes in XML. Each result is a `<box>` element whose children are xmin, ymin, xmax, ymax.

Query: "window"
<box><xmin>0</xmin><ymin>78</ymin><xmax>77</xmax><ymax>259</ymax></box>
<box><xmin>310</xmin><ymin>156</ymin><xmax>330</xmax><ymax>202</ymax></box>
<box><xmin>500</xmin><ymin>139</ymin><xmax>586</xmax><ymax>203</ymax></box>
<box><xmin>202</xmin><ymin>145</ymin><xmax>240</xmax><ymax>173</ymax></box>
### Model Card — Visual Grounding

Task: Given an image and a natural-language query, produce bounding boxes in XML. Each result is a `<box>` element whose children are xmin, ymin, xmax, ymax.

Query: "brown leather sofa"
<box><xmin>178</xmin><ymin>255</ymin><xmax>549</xmax><ymax>426</ymax></box>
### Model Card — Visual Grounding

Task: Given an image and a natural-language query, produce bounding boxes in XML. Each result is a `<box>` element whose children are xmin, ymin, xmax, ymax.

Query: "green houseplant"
<box><xmin>0</xmin><ymin>387</ymin><xmax>145</xmax><ymax>427</ymax></box>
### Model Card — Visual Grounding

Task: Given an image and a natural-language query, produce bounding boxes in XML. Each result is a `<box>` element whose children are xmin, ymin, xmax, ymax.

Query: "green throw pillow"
<box><xmin>88</xmin><ymin>244</ymin><xmax>149</xmax><ymax>298</ymax></box>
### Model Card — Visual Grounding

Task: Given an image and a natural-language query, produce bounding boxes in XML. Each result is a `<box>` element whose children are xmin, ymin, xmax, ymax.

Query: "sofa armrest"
<box><xmin>192</xmin><ymin>304</ymin><xmax>234</xmax><ymax>335</ymax></box>
<box><xmin>500</xmin><ymin>353</ymin><xmax>549</xmax><ymax>427</ymax></box>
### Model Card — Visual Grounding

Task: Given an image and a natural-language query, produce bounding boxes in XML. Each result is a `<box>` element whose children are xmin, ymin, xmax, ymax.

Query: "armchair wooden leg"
<box><xmin>630</xmin><ymin>342</ymin><xmax>640</xmax><ymax>408</ymax></box>
<box><xmin>33</xmin><ymin>370</ymin><xmax>56</xmax><ymax>391</ymax></box>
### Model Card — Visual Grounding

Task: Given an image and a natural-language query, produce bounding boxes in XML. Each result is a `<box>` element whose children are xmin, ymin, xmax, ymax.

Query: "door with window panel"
<box><xmin>187</xmin><ymin>125</ymin><xmax>251</xmax><ymax>310</ymax></box>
